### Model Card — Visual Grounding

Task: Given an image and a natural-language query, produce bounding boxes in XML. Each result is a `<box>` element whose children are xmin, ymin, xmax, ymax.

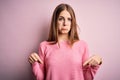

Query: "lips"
<box><xmin>61</xmin><ymin>28</ymin><xmax>67</xmax><ymax>30</ymax></box>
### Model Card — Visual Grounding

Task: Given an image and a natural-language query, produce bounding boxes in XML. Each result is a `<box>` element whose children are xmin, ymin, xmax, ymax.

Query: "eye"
<box><xmin>58</xmin><ymin>17</ymin><xmax>64</xmax><ymax>21</ymax></box>
<box><xmin>68</xmin><ymin>18</ymin><xmax>72</xmax><ymax>21</ymax></box>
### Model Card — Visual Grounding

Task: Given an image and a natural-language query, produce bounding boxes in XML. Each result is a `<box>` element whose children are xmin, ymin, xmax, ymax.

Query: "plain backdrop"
<box><xmin>0</xmin><ymin>0</ymin><xmax>120</xmax><ymax>80</ymax></box>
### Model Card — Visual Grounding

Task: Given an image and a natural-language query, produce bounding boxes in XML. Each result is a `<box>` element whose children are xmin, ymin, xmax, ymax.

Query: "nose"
<box><xmin>63</xmin><ymin>20</ymin><xmax>67</xmax><ymax>26</ymax></box>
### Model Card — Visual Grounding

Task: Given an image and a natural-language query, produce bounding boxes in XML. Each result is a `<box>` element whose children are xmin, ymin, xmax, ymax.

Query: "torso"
<box><xmin>40</xmin><ymin>40</ymin><xmax>87</xmax><ymax>80</ymax></box>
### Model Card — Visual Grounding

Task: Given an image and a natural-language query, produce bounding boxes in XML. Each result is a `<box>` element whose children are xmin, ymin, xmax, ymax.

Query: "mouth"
<box><xmin>61</xmin><ymin>28</ymin><xmax>68</xmax><ymax>30</ymax></box>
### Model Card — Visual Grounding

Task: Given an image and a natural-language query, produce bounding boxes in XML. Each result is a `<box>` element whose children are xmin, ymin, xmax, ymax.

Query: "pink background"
<box><xmin>0</xmin><ymin>0</ymin><xmax>120</xmax><ymax>80</ymax></box>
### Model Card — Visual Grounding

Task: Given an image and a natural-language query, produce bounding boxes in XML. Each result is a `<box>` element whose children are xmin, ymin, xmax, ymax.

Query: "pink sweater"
<box><xmin>32</xmin><ymin>40</ymin><xmax>99</xmax><ymax>80</ymax></box>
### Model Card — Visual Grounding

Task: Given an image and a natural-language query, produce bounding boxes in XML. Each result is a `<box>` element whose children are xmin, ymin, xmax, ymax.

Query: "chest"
<box><xmin>45</xmin><ymin>46</ymin><xmax>84</xmax><ymax>68</ymax></box>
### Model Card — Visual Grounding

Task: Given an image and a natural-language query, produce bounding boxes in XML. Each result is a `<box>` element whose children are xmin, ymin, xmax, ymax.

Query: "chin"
<box><xmin>59</xmin><ymin>30</ymin><xmax>70</xmax><ymax>34</ymax></box>
<box><xmin>61</xmin><ymin>31</ymin><xmax>69</xmax><ymax>34</ymax></box>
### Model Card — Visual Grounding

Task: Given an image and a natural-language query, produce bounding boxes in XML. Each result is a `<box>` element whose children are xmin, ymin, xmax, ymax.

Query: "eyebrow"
<box><xmin>59</xmin><ymin>16</ymin><xmax>71</xmax><ymax>18</ymax></box>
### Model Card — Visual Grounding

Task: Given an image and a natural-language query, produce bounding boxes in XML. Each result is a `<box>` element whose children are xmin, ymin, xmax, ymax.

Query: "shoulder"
<box><xmin>39</xmin><ymin>41</ymin><xmax>56</xmax><ymax>53</ymax></box>
<box><xmin>75</xmin><ymin>40</ymin><xmax>88</xmax><ymax>46</ymax></box>
<box><xmin>73</xmin><ymin>40</ymin><xmax>88</xmax><ymax>49</ymax></box>
<box><xmin>38</xmin><ymin>41</ymin><xmax>50</xmax><ymax>52</ymax></box>
<box><xmin>40</xmin><ymin>41</ymin><xmax>48</xmax><ymax>45</ymax></box>
<box><xmin>39</xmin><ymin>41</ymin><xmax>55</xmax><ymax>47</ymax></box>
<box><xmin>39</xmin><ymin>41</ymin><xmax>50</xmax><ymax>47</ymax></box>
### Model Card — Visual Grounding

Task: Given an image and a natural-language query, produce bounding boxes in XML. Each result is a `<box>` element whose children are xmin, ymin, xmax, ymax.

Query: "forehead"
<box><xmin>59</xmin><ymin>10</ymin><xmax>71</xmax><ymax>18</ymax></box>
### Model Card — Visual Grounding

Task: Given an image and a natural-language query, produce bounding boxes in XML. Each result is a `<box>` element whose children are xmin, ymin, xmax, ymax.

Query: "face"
<box><xmin>57</xmin><ymin>10</ymin><xmax>72</xmax><ymax>35</ymax></box>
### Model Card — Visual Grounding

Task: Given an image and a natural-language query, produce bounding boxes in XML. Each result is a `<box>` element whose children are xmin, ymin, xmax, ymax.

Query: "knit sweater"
<box><xmin>32</xmin><ymin>40</ymin><xmax>99</xmax><ymax>80</ymax></box>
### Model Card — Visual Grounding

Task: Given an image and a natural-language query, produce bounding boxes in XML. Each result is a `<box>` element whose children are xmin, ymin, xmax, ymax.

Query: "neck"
<box><xmin>58</xmin><ymin>34</ymin><xmax>69</xmax><ymax>42</ymax></box>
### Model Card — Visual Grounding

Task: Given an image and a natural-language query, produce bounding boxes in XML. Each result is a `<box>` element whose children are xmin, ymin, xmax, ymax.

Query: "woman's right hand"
<box><xmin>28</xmin><ymin>52</ymin><xmax>43</xmax><ymax>64</ymax></box>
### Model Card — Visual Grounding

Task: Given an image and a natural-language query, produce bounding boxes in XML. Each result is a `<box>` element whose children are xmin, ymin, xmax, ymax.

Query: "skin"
<box><xmin>57</xmin><ymin>10</ymin><xmax>71</xmax><ymax>42</ymax></box>
<box><xmin>57</xmin><ymin>10</ymin><xmax>71</xmax><ymax>35</ymax></box>
<box><xmin>28</xmin><ymin>10</ymin><xmax>102</xmax><ymax>66</ymax></box>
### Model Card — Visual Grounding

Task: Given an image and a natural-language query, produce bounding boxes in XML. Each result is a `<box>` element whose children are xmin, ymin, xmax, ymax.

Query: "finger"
<box><xmin>93</xmin><ymin>59</ymin><xmax>98</xmax><ymax>65</ymax></box>
<box><xmin>88</xmin><ymin>59</ymin><xmax>96</xmax><ymax>66</ymax></box>
<box><xmin>93</xmin><ymin>55</ymin><xmax>102</xmax><ymax>61</ymax></box>
<box><xmin>90</xmin><ymin>58</ymin><xmax>100</xmax><ymax>66</ymax></box>
<box><xmin>92</xmin><ymin>55</ymin><xmax>102</xmax><ymax>64</ymax></box>
<box><xmin>37</xmin><ymin>57</ymin><xmax>43</xmax><ymax>64</ymax></box>
<box><xmin>31</xmin><ymin>53</ymin><xmax>38</xmax><ymax>62</ymax></box>
<box><xmin>89</xmin><ymin>59</ymin><xmax>98</xmax><ymax>66</ymax></box>
<box><xmin>29</xmin><ymin>59</ymin><xmax>34</xmax><ymax>64</ymax></box>
<box><xmin>29</xmin><ymin>56</ymin><xmax>35</xmax><ymax>64</ymax></box>
<box><xmin>83</xmin><ymin>58</ymin><xmax>92</xmax><ymax>66</ymax></box>
<box><xmin>34</xmin><ymin>53</ymin><xmax>43</xmax><ymax>64</ymax></box>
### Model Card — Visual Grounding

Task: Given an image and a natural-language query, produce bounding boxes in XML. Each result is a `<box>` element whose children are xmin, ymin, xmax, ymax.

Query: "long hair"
<box><xmin>47</xmin><ymin>3</ymin><xmax>79</xmax><ymax>45</ymax></box>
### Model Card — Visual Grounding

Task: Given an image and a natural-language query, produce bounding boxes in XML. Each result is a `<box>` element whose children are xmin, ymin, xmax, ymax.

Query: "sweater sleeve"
<box><xmin>32</xmin><ymin>43</ymin><xmax>45</xmax><ymax>80</ymax></box>
<box><xmin>82</xmin><ymin>42</ymin><xmax>100</xmax><ymax>80</ymax></box>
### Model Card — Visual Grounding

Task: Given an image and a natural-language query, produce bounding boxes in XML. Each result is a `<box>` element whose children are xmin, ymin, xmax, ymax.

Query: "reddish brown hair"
<box><xmin>47</xmin><ymin>3</ymin><xmax>79</xmax><ymax>45</ymax></box>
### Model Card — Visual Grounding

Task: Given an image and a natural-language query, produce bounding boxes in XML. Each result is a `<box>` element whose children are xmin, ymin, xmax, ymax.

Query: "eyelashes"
<box><xmin>58</xmin><ymin>17</ymin><xmax>63</xmax><ymax>21</ymax></box>
<box><xmin>58</xmin><ymin>17</ymin><xmax>72</xmax><ymax>21</ymax></box>
<box><xmin>68</xmin><ymin>18</ymin><xmax>72</xmax><ymax>21</ymax></box>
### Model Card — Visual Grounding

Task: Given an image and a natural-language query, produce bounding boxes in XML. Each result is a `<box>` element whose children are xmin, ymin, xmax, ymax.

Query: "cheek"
<box><xmin>57</xmin><ymin>22</ymin><xmax>63</xmax><ymax>28</ymax></box>
<box><xmin>58</xmin><ymin>21</ymin><xmax>63</xmax><ymax>25</ymax></box>
<box><xmin>69</xmin><ymin>22</ymin><xmax>71</xmax><ymax>26</ymax></box>
<box><xmin>68</xmin><ymin>23</ymin><xmax>71</xmax><ymax>29</ymax></box>
<box><xmin>57</xmin><ymin>24</ymin><xmax>61</xmax><ymax>31</ymax></box>
<box><xmin>68</xmin><ymin>26</ymin><xmax>71</xmax><ymax>31</ymax></box>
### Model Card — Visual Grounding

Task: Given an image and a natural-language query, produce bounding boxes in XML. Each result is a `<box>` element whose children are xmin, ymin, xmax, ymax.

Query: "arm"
<box><xmin>82</xmin><ymin>43</ymin><xmax>101</xmax><ymax>80</ymax></box>
<box><xmin>32</xmin><ymin>62</ymin><xmax>44</xmax><ymax>80</ymax></box>
<box><xmin>83</xmin><ymin>64</ymin><xmax>100</xmax><ymax>80</ymax></box>
<box><xmin>32</xmin><ymin>43</ymin><xmax>45</xmax><ymax>80</ymax></box>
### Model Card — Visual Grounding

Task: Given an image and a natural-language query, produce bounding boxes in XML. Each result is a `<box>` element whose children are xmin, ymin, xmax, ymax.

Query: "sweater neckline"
<box><xmin>58</xmin><ymin>40</ymin><xmax>69</xmax><ymax>44</ymax></box>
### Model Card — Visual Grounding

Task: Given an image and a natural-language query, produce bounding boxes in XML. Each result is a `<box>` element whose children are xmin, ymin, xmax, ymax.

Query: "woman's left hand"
<box><xmin>83</xmin><ymin>55</ymin><xmax>102</xmax><ymax>67</ymax></box>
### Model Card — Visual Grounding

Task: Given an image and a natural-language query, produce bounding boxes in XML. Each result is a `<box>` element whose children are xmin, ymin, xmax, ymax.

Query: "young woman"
<box><xmin>28</xmin><ymin>3</ymin><xmax>102</xmax><ymax>80</ymax></box>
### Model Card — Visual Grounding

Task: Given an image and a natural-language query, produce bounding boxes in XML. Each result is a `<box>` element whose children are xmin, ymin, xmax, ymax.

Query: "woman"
<box><xmin>28</xmin><ymin>3</ymin><xmax>102</xmax><ymax>80</ymax></box>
